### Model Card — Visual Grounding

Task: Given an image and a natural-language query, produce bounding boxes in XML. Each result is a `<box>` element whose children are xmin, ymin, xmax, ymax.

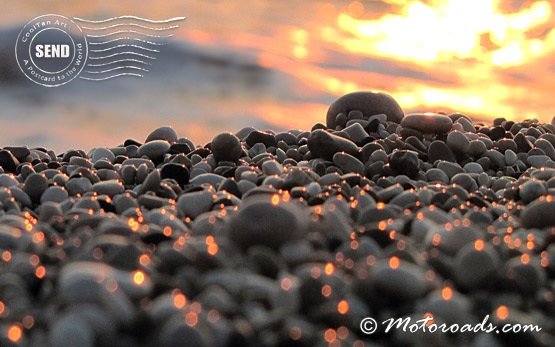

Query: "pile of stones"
<box><xmin>0</xmin><ymin>91</ymin><xmax>554</xmax><ymax>346</ymax></box>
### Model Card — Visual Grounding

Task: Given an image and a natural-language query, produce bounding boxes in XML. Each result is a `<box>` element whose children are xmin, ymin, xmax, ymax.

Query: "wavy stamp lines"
<box><xmin>74</xmin><ymin>16</ymin><xmax>185</xmax><ymax>81</ymax></box>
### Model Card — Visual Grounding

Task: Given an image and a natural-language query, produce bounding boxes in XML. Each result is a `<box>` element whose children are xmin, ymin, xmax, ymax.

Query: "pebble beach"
<box><xmin>1</xmin><ymin>91</ymin><xmax>555</xmax><ymax>346</ymax></box>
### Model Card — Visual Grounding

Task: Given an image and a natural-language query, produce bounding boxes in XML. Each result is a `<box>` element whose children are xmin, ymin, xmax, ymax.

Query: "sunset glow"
<box><xmin>181</xmin><ymin>0</ymin><xmax>555</xmax><ymax>127</ymax></box>
<box><xmin>2</xmin><ymin>0</ymin><xmax>555</xmax><ymax>150</ymax></box>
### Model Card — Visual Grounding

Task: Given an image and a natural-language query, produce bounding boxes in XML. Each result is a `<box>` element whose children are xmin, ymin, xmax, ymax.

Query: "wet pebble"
<box><xmin>211</xmin><ymin>133</ymin><xmax>242</xmax><ymax>162</ymax></box>
<box><xmin>401</xmin><ymin>113</ymin><xmax>453</xmax><ymax>134</ymax></box>
<box><xmin>446</xmin><ymin>130</ymin><xmax>470</xmax><ymax>153</ymax></box>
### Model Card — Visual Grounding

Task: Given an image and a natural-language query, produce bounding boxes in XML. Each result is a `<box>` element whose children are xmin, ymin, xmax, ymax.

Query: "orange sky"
<box><xmin>176</xmin><ymin>0</ymin><xmax>555</xmax><ymax>126</ymax></box>
<box><xmin>1</xmin><ymin>1</ymin><xmax>555</xmax><ymax>150</ymax></box>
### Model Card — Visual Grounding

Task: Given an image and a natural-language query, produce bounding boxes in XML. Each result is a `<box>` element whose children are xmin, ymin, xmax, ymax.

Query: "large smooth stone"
<box><xmin>176</xmin><ymin>189</ymin><xmax>214</xmax><ymax>218</ymax></box>
<box><xmin>519</xmin><ymin>180</ymin><xmax>547</xmax><ymax>203</ymax></box>
<box><xmin>89</xmin><ymin>148</ymin><xmax>115</xmax><ymax>163</ymax></box>
<box><xmin>40</xmin><ymin>186</ymin><xmax>69</xmax><ymax>203</ymax></box>
<box><xmin>401</xmin><ymin>113</ymin><xmax>453</xmax><ymax>134</ymax></box>
<box><xmin>454</xmin><ymin>243</ymin><xmax>500</xmax><ymax>289</ymax></box>
<box><xmin>446</xmin><ymin>130</ymin><xmax>470</xmax><ymax>153</ymax></box>
<box><xmin>146</xmin><ymin>126</ymin><xmax>178</xmax><ymax>143</ymax></box>
<box><xmin>326</xmin><ymin>91</ymin><xmax>404</xmax><ymax>128</ymax></box>
<box><xmin>371</xmin><ymin>258</ymin><xmax>428</xmax><ymax>301</ymax></box>
<box><xmin>23</xmin><ymin>173</ymin><xmax>48</xmax><ymax>203</ymax></box>
<box><xmin>211</xmin><ymin>133</ymin><xmax>242</xmax><ymax>162</ymax></box>
<box><xmin>228</xmin><ymin>198</ymin><xmax>307</xmax><ymax>250</ymax></box>
<box><xmin>520</xmin><ymin>197</ymin><xmax>555</xmax><ymax>228</ymax></box>
<box><xmin>92</xmin><ymin>180</ymin><xmax>125</xmax><ymax>197</ymax></box>
<box><xmin>137</xmin><ymin>140</ymin><xmax>170</xmax><ymax>161</ymax></box>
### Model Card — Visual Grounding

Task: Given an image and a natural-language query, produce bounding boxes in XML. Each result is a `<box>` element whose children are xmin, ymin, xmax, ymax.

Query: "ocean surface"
<box><xmin>1</xmin><ymin>0</ymin><xmax>555</xmax><ymax>152</ymax></box>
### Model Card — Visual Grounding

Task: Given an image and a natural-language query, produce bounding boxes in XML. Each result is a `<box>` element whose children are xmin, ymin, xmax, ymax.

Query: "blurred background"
<box><xmin>1</xmin><ymin>0</ymin><xmax>555</xmax><ymax>152</ymax></box>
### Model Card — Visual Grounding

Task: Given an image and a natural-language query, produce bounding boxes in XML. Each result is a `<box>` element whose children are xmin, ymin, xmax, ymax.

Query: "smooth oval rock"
<box><xmin>137</xmin><ymin>140</ymin><xmax>170</xmax><ymax>161</ymax></box>
<box><xmin>146</xmin><ymin>126</ymin><xmax>178</xmax><ymax>143</ymax></box>
<box><xmin>520</xmin><ymin>197</ymin><xmax>555</xmax><ymax>228</ymax></box>
<box><xmin>326</xmin><ymin>91</ymin><xmax>404</xmax><ymax>128</ymax></box>
<box><xmin>211</xmin><ymin>133</ymin><xmax>242</xmax><ymax>162</ymax></box>
<box><xmin>92</xmin><ymin>180</ymin><xmax>125</xmax><ymax>197</ymax></box>
<box><xmin>519</xmin><ymin>180</ymin><xmax>547</xmax><ymax>203</ymax></box>
<box><xmin>333</xmin><ymin>152</ymin><xmax>366</xmax><ymax>175</ymax></box>
<box><xmin>23</xmin><ymin>173</ymin><xmax>48</xmax><ymax>203</ymax></box>
<box><xmin>401</xmin><ymin>113</ymin><xmax>453</xmax><ymax>134</ymax></box>
<box><xmin>228</xmin><ymin>199</ymin><xmax>307</xmax><ymax>250</ymax></box>
<box><xmin>446</xmin><ymin>130</ymin><xmax>470</xmax><ymax>153</ymax></box>
<box><xmin>161</xmin><ymin>163</ymin><xmax>190</xmax><ymax>187</ymax></box>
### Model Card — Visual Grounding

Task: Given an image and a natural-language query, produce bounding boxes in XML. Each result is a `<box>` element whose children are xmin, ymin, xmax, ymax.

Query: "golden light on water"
<box><xmin>337</xmin><ymin>0</ymin><xmax>551</xmax><ymax>64</ymax></box>
<box><xmin>325</xmin><ymin>0</ymin><xmax>555</xmax><ymax>120</ymax></box>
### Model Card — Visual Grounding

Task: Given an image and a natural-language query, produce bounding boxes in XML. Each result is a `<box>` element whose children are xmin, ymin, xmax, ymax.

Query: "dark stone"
<box><xmin>62</xmin><ymin>149</ymin><xmax>86</xmax><ymax>162</ymax></box>
<box><xmin>307</xmin><ymin>129</ymin><xmax>358</xmax><ymax>160</ymax></box>
<box><xmin>401</xmin><ymin>113</ymin><xmax>453</xmax><ymax>134</ymax></box>
<box><xmin>365</xmin><ymin>118</ymin><xmax>381</xmax><ymax>133</ymax></box>
<box><xmin>228</xmin><ymin>199</ymin><xmax>307</xmax><ymax>250</ymax></box>
<box><xmin>449</xmin><ymin>112</ymin><xmax>472</xmax><ymax>122</ymax></box>
<box><xmin>245</xmin><ymin>130</ymin><xmax>276</xmax><ymax>147</ymax></box>
<box><xmin>145</xmin><ymin>126</ymin><xmax>178</xmax><ymax>143</ymax></box>
<box><xmin>428</xmin><ymin>140</ymin><xmax>456</xmax><ymax>163</ymax></box>
<box><xmin>123</xmin><ymin>139</ymin><xmax>142</xmax><ymax>147</ymax></box>
<box><xmin>219</xmin><ymin>178</ymin><xmax>242</xmax><ymax>197</ymax></box>
<box><xmin>361</xmin><ymin>142</ymin><xmax>385</xmax><ymax>163</ymax></box>
<box><xmin>161</xmin><ymin>163</ymin><xmax>190</xmax><ymax>187</ymax></box>
<box><xmin>23</xmin><ymin>173</ymin><xmax>48</xmax><ymax>203</ymax></box>
<box><xmin>0</xmin><ymin>150</ymin><xmax>20</xmax><ymax>173</ymax></box>
<box><xmin>390</xmin><ymin>150</ymin><xmax>419</xmax><ymax>178</ymax></box>
<box><xmin>489</xmin><ymin>126</ymin><xmax>506</xmax><ymax>140</ymax></box>
<box><xmin>137</xmin><ymin>140</ymin><xmax>170</xmax><ymax>162</ymax></box>
<box><xmin>168</xmin><ymin>143</ymin><xmax>192</xmax><ymax>155</ymax></box>
<box><xmin>3</xmin><ymin>146</ymin><xmax>30</xmax><ymax>161</ymax></box>
<box><xmin>497</xmin><ymin>139</ymin><xmax>518</xmax><ymax>153</ymax></box>
<box><xmin>521</xmin><ymin>198</ymin><xmax>555</xmax><ymax>228</ymax></box>
<box><xmin>326</xmin><ymin>91</ymin><xmax>404</xmax><ymax>128</ymax></box>
<box><xmin>400</xmin><ymin>127</ymin><xmax>424</xmax><ymax>140</ymax></box>
<box><xmin>210</xmin><ymin>133</ymin><xmax>242</xmax><ymax>162</ymax></box>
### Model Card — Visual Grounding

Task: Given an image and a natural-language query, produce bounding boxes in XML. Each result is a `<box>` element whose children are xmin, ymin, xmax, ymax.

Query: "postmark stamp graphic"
<box><xmin>15</xmin><ymin>14</ymin><xmax>185</xmax><ymax>86</ymax></box>
<box><xmin>15</xmin><ymin>14</ymin><xmax>88</xmax><ymax>87</ymax></box>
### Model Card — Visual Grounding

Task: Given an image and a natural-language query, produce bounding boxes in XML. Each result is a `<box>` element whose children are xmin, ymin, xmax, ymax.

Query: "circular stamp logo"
<box><xmin>15</xmin><ymin>14</ymin><xmax>88</xmax><ymax>87</ymax></box>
